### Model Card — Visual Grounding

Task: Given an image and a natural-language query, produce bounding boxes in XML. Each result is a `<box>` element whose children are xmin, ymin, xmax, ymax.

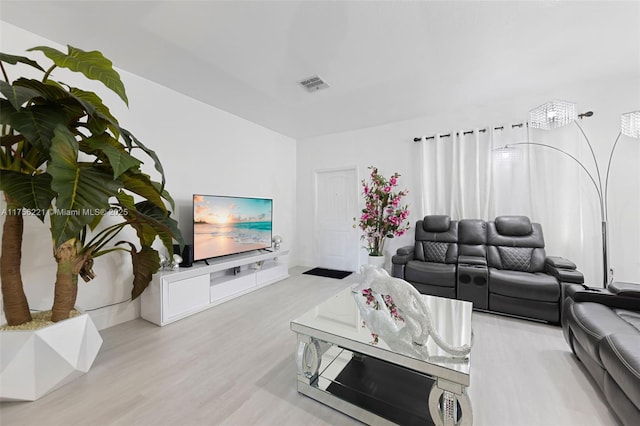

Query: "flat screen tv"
<box><xmin>193</xmin><ymin>194</ymin><xmax>273</xmax><ymax>262</ymax></box>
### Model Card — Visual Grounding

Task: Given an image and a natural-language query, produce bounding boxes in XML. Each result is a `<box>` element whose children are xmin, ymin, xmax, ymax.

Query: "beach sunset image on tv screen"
<box><xmin>193</xmin><ymin>195</ymin><xmax>273</xmax><ymax>261</ymax></box>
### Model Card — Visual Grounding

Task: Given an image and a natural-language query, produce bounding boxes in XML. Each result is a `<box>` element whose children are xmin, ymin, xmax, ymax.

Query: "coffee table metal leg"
<box><xmin>428</xmin><ymin>380</ymin><xmax>473</xmax><ymax>426</ymax></box>
<box><xmin>296</xmin><ymin>336</ymin><xmax>321</xmax><ymax>383</ymax></box>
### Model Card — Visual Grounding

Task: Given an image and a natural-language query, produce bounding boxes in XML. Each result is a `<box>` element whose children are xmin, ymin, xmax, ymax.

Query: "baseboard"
<box><xmin>86</xmin><ymin>299</ymin><xmax>140</xmax><ymax>331</ymax></box>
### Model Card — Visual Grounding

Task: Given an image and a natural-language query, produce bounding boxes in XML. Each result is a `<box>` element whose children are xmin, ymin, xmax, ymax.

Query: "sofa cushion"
<box><xmin>599</xmin><ymin>333</ymin><xmax>640</xmax><ymax>414</ymax></box>
<box><xmin>405</xmin><ymin>261</ymin><xmax>456</xmax><ymax>288</ymax></box>
<box><xmin>566</xmin><ymin>302</ymin><xmax>640</xmax><ymax>367</ymax></box>
<box><xmin>489</xmin><ymin>269</ymin><xmax>559</xmax><ymax>302</ymax></box>
<box><xmin>495</xmin><ymin>215</ymin><xmax>532</xmax><ymax>236</ymax></box>
<box><xmin>415</xmin><ymin>240</ymin><xmax>458</xmax><ymax>264</ymax></box>
<box><xmin>498</xmin><ymin>247</ymin><xmax>533</xmax><ymax>271</ymax></box>
<box><xmin>615</xmin><ymin>308</ymin><xmax>640</xmax><ymax>331</ymax></box>
<box><xmin>424</xmin><ymin>241</ymin><xmax>448</xmax><ymax>263</ymax></box>
<box><xmin>486</xmin><ymin>220</ymin><xmax>546</xmax><ymax>272</ymax></box>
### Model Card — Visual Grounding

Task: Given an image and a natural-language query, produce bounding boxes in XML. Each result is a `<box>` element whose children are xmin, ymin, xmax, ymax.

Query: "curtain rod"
<box><xmin>413</xmin><ymin>123</ymin><xmax>526</xmax><ymax>142</ymax></box>
<box><xmin>413</xmin><ymin>111</ymin><xmax>593</xmax><ymax>142</ymax></box>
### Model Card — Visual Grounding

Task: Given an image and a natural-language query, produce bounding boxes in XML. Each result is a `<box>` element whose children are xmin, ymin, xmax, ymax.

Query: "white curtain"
<box><xmin>421</xmin><ymin>128</ymin><xmax>494</xmax><ymax>220</ymax></box>
<box><xmin>419</xmin><ymin>124</ymin><xmax>601</xmax><ymax>286</ymax></box>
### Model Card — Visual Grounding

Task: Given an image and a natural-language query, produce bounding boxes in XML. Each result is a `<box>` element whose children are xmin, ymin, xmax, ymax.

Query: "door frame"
<box><xmin>313</xmin><ymin>165</ymin><xmax>360</xmax><ymax>272</ymax></box>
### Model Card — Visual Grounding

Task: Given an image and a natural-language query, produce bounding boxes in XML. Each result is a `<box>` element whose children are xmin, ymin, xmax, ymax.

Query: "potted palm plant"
<box><xmin>355</xmin><ymin>166</ymin><xmax>410</xmax><ymax>268</ymax></box>
<box><xmin>0</xmin><ymin>45</ymin><xmax>182</xmax><ymax>400</ymax></box>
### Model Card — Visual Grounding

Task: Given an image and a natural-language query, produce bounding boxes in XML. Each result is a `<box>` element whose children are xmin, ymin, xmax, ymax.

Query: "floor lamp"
<box><xmin>504</xmin><ymin>100</ymin><xmax>639</xmax><ymax>287</ymax></box>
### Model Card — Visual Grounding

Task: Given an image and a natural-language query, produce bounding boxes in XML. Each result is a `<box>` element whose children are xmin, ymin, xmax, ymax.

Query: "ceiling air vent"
<box><xmin>298</xmin><ymin>75</ymin><xmax>330</xmax><ymax>92</ymax></box>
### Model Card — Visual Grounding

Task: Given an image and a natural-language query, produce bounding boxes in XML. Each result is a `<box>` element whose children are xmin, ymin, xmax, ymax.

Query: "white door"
<box><xmin>315</xmin><ymin>167</ymin><xmax>359</xmax><ymax>271</ymax></box>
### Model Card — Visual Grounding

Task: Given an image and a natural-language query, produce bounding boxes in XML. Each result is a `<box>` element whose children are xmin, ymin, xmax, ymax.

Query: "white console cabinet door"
<box><xmin>257</xmin><ymin>263</ymin><xmax>289</xmax><ymax>287</ymax></box>
<box><xmin>165</xmin><ymin>275</ymin><xmax>210</xmax><ymax>322</ymax></box>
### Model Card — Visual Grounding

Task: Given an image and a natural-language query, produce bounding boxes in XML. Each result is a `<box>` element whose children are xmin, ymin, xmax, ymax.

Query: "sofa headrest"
<box><xmin>495</xmin><ymin>216</ymin><xmax>532</xmax><ymax>236</ymax></box>
<box><xmin>423</xmin><ymin>215</ymin><xmax>451</xmax><ymax>233</ymax></box>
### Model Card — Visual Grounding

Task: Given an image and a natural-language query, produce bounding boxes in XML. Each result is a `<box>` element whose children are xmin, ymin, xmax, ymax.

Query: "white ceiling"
<box><xmin>2</xmin><ymin>1</ymin><xmax>639</xmax><ymax>139</ymax></box>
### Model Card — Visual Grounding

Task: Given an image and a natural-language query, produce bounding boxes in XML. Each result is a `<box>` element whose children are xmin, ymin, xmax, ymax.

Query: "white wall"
<box><xmin>0</xmin><ymin>23</ymin><xmax>297</xmax><ymax>329</ymax></box>
<box><xmin>297</xmin><ymin>76</ymin><xmax>640</xmax><ymax>287</ymax></box>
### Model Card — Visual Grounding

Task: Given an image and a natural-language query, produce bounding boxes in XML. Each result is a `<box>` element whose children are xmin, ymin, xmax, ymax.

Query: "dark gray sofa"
<box><xmin>561</xmin><ymin>282</ymin><xmax>640</xmax><ymax>425</ymax></box>
<box><xmin>392</xmin><ymin>215</ymin><xmax>584</xmax><ymax>323</ymax></box>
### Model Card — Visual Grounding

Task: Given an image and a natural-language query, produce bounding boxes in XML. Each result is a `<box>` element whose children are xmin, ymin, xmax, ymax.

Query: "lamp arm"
<box><xmin>603</xmin><ymin>131</ymin><xmax>623</xmax><ymax>221</ymax></box>
<box><xmin>574</xmin><ymin>120</ymin><xmax>604</xmax><ymax>199</ymax></box>
<box><xmin>507</xmin><ymin>142</ymin><xmax>605</xmax><ymax>218</ymax></box>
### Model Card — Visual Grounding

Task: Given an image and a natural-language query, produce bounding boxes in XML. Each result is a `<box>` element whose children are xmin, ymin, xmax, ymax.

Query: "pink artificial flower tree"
<box><xmin>355</xmin><ymin>166</ymin><xmax>411</xmax><ymax>257</ymax></box>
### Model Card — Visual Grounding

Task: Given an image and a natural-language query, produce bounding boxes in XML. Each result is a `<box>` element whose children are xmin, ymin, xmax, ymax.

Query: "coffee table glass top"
<box><xmin>291</xmin><ymin>285</ymin><xmax>473</xmax><ymax>377</ymax></box>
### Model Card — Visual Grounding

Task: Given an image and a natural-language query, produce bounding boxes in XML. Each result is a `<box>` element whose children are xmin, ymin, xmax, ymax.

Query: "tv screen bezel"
<box><xmin>192</xmin><ymin>194</ymin><xmax>273</xmax><ymax>262</ymax></box>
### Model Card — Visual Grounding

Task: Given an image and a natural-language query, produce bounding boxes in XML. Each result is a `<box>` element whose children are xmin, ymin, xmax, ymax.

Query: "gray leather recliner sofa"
<box><xmin>400</xmin><ymin>215</ymin><xmax>459</xmax><ymax>298</ymax></box>
<box><xmin>392</xmin><ymin>215</ymin><xmax>584</xmax><ymax>323</ymax></box>
<box><xmin>562</xmin><ymin>282</ymin><xmax>640</xmax><ymax>425</ymax></box>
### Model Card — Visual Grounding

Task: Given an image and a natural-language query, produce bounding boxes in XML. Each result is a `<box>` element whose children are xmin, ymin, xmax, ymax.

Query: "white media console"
<box><xmin>141</xmin><ymin>249</ymin><xmax>289</xmax><ymax>326</ymax></box>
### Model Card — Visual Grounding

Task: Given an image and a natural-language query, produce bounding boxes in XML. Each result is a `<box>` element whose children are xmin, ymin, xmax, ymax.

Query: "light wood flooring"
<box><xmin>0</xmin><ymin>267</ymin><xmax>620</xmax><ymax>425</ymax></box>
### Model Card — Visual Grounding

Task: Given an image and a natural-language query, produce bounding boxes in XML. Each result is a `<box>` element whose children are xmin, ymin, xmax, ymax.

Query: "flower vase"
<box><xmin>368</xmin><ymin>254</ymin><xmax>386</xmax><ymax>269</ymax></box>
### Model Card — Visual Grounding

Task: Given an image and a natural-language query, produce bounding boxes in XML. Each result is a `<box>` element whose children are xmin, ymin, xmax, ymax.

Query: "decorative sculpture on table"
<box><xmin>353</xmin><ymin>265</ymin><xmax>472</xmax><ymax>358</ymax></box>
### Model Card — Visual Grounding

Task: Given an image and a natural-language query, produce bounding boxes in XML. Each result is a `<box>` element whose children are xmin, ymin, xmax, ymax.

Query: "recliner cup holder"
<box><xmin>474</xmin><ymin>276</ymin><xmax>487</xmax><ymax>286</ymax></box>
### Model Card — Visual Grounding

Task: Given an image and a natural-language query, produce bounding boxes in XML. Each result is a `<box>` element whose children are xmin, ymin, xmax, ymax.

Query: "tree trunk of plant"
<box><xmin>0</xmin><ymin>195</ymin><xmax>32</xmax><ymax>326</ymax></box>
<box><xmin>51</xmin><ymin>239</ymin><xmax>80</xmax><ymax>322</ymax></box>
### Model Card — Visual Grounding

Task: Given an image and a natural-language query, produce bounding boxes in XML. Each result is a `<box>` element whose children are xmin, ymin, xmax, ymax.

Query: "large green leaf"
<box><xmin>0</xmin><ymin>170</ymin><xmax>54</xmax><ymax>221</ymax></box>
<box><xmin>119</xmin><ymin>127</ymin><xmax>165</xmax><ymax>189</ymax></box>
<box><xmin>11</xmin><ymin>79</ymin><xmax>89</xmax><ymax>126</ymax></box>
<box><xmin>29</xmin><ymin>45</ymin><xmax>128</xmax><ymax>106</ymax></box>
<box><xmin>120</xmin><ymin>170</ymin><xmax>167</xmax><ymax>213</ymax></box>
<box><xmin>118</xmin><ymin>243</ymin><xmax>159</xmax><ymax>300</ymax></box>
<box><xmin>48</xmin><ymin>125</ymin><xmax>122</xmax><ymax>246</ymax></box>
<box><xmin>152</xmin><ymin>181</ymin><xmax>176</xmax><ymax>211</ymax></box>
<box><xmin>0</xmin><ymin>52</ymin><xmax>45</xmax><ymax>71</ymax></box>
<box><xmin>134</xmin><ymin>200</ymin><xmax>183</xmax><ymax>252</ymax></box>
<box><xmin>69</xmin><ymin>87</ymin><xmax>119</xmax><ymax>130</ymax></box>
<box><xmin>13</xmin><ymin>78</ymin><xmax>69</xmax><ymax>103</ymax></box>
<box><xmin>4</xmin><ymin>104</ymin><xmax>67</xmax><ymax>155</ymax></box>
<box><xmin>84</xmin><ymin>133</ymin><xmax>141</xmax><ymax>178</ymax></box>
<box><xmin>0</xmin><ymin>99</ymin><xmax>15</xmax><ymax>126</ymax></box>
<box><xmin>0</xmin><ymin>80</ymin><xmax>42</xmax><ymax>110</ymax></box>
<box><xmin>21</xmin><ymin>141</ymin><xmax>49</xmax><ymax>170</ymax></box>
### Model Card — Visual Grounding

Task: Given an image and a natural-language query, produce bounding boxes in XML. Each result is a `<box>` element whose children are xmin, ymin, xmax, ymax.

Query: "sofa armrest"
<box><xmin>608</xmin><ymin>281</ymin><xmax>640</xmax><ymax>298</ymax></box>
<box><xmin>392</xmin><ymin>246</ymin><xmax>414</xmax><ymax>265</ymax></box>
<box><xmin>458</xmin><ymin>255</ymin><xmax>487</xmax><ymax>266</ymax></box>
<box><xmin>545</xmin><ymin>256</ymin><xmax>584</xmax><ymax>284</ymax></box>
<box><xmin>391</xmin><ymin>246</ymin><xmax>414</xmax><ymax>280</ymax></box>
<box><xmin>565</xmin><ymin>283</ymin><xmax>640</xmax><ymax>311</ymax></box>
<box><xmin>545</xmin><ymin>256</ymin><xmax>576</xmax><ymax>270</ymax></box>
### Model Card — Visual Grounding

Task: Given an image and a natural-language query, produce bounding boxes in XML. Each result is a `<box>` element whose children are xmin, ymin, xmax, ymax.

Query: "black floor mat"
<box><xmin>303</xmin><ymin>267</ymin><xmax>353</xmax><ymax>279</ymax></box>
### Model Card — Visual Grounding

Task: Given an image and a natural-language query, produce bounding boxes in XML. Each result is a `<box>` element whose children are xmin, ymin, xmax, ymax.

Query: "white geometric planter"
<box><xmin>0</xmin><ymin>313</ymin><xmax>102</xmax><ymax>401</ymax></box>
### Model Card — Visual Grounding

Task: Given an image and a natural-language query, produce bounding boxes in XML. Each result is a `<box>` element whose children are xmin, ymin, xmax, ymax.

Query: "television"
<box><xmin>193</xmin><ymin>194</ymin><xmax>273</xmax><ymax>262</ymax></box>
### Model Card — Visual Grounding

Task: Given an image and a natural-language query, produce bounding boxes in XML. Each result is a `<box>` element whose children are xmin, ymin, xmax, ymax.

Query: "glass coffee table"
<box><xmin>291</xmin><ymin>285</ymin><xmax>473</xmax><ymax>426</ymax></box>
